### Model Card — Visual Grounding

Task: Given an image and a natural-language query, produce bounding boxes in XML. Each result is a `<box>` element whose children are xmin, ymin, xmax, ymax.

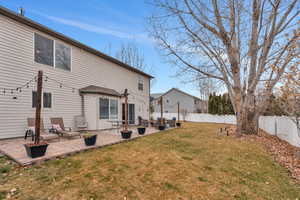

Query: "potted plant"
<box><xmin>83</xmin><ymin>133</ymin><xmax>97</xmax><ymax>146</ymax></box>
<box><xmin>121</xmin><ymin>89</ymin><xmax>133</xmax><ymax>139</ymax></box>
<box><xmin>24</xmin><ymin>141</ymin><xmax>49</xmax><ymax>158</ymax></box>
<box><xmin>24</xmin><ymin>71</ymin><xmax>49</xmax><ymax>158</ymax></box>
<box><xmin>121</xmin><ymin>129</ymin><xmax>132</xmax><ymax>139</ymax></box>
<box><xmin>137</xmin><ymin>126</ymin><xmax>146</xmax><ymax>135</ymax></box>
<box><xmin>158</xmin><ymin>124</ymin><xmax>166</xmax><ymax>131</ymax></box>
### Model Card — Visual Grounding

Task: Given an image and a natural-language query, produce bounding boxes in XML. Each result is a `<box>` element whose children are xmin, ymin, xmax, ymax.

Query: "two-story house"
<box><xmin>151</xmin><ymin>88</ymin><xmax>207</xmax><ymax>114</ymax></box>
<box><xmin>0</xmin><ymin>7</ymin><xmax>153</xmax><ymax>139</ymax></box>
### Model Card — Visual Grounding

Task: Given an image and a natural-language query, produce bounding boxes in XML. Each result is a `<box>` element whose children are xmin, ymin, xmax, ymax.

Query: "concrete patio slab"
<box><xmin>0</xmin><ymin>127</ymin><xmax>161</xmax><ymax>166</ymax></box>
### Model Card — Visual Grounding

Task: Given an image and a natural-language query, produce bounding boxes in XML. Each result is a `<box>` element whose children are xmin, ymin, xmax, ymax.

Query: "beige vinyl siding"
<box><xmin>0</xmin><ymin>14</ymin><xmax>150</xmax><ymax>139</ymax></box>
<box><xmin>152</xmin><ymin>89</ymin><xmax>197</xmax><ymax>113</ymax></box>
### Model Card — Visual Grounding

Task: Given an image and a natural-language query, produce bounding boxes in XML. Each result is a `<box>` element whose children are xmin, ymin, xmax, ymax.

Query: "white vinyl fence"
<box><xmin>151</xmin><ymin>113</ymin><xmax>300</xmax><ymax>147</ymax></box>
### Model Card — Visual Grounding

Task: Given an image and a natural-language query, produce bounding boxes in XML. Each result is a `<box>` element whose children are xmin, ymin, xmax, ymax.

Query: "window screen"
<box><xmin>55</xmin><ymin>42</ymin><xmax>71</xmax><ymax>71</ymax></box>
<box><xmin>43</xmin><ymin>92</ymin><xmax>52</xmax><ymax>108</ymax></box>
<box><xmin>110</xmin><ymin>99</ymin><xmax>118</xmax><ymax>119</ymax></box>
<box><xmin>32</xmin><ymin>91</ymin><xmax>52</xmax><ymax>108</ymax></box>
<box><xmin>34</xmin><ymin>33</ymin><xmax>54</xmax><ymax>66</ymax></box>
<box><xmin>100</xmin><ymin>98</ymin><xmax>109</xmax><ymax>119</ymax></box>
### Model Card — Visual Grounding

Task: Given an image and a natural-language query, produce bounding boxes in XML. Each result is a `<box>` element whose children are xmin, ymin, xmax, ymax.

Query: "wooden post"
<box><xmin>177</xmin><ymin>102</ymin><xmax>180</xmax><ymax>122</ymax></box>
<box><xmin>160</xmin><ymin>96</ymin><xmax>163</xmax><ymax>124</ymax></box>
<box><xmin>123</xmin><ymin>89</ymin><xmax>129</xmax><ymax>131</ymax></box>
<box><xmin>34</xmin><ymin>70</ymin><xmax>43</xmax><ymax>144</ymax></box>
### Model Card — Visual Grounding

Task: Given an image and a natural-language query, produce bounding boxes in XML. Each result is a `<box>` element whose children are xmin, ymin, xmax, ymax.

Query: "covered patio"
<box><xmin>0</xmin><ymin>127</ymin><xmax>161</xmax><ymax>166</ymax></box>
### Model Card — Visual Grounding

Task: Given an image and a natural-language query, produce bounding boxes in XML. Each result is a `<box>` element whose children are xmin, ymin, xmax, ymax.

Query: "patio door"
<box><xmin>122</xmin><ymin>103</ymin><xmax>135</xmax><ymax>124</ymax></box>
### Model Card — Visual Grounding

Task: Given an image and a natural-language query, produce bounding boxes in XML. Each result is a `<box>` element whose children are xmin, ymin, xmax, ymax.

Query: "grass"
<box><xmin>0</xmin><ymin>122</ymin><xmax>300</xmax><ymax>199</ymax></box>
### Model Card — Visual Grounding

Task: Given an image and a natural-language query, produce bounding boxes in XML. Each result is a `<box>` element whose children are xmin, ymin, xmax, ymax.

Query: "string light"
<box><xmin>0</xmin><ymin>76</ymin><xmax>37</xmax><ymax>97</ymax></box>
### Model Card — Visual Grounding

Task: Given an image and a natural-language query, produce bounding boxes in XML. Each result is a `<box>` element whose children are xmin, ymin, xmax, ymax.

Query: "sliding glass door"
<box><xmin>122</xmin><ymin>103</ymin><xmax>135</xmax><ymax>124</ymax></box>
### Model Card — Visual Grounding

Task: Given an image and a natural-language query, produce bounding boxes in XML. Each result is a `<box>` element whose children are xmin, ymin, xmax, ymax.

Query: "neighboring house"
<box><xmin>0</xmin><ymin>7</ymin><xmax>153</xmax><ymax>139</ymax></box>
<box><xmin>151</xmin><ymin>88</ymin><xmax>207</xmax><ymax>114</ymax></box>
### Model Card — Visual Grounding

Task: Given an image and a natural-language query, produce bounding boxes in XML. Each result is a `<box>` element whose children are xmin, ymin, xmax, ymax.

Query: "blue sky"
<box><xmin>0</xmin><ymin>0</ymin><xmax>200</xmax><ymax>96</ymax></box>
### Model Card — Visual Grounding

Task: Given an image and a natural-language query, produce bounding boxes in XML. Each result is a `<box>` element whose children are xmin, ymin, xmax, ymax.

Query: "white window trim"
<box><xmin>99</xmin><ymin>97</ymin><xmax>119</xmax><ymax>120</ymax></box>
<box><xmin>33</xmin><ymin>32</ymin><xmax>72</xmax><ymax>72</ymax></box>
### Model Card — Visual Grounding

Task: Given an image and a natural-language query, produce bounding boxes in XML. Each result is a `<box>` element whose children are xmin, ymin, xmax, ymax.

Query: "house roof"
<box><xmin>79</xmin><ymin>85</ymin><xmax>121</xmax><ymax>97</ymax></box>
<box><xmin>0</xmin><ymin>6</ymin><xmax>154</xmax><ymax>79</ymax></box>
<box><xmin>150</xmin><ymin>93</ymin><xmax>164</xmax><ymax>99</ymax></box>
<box><xmin>151</xmin><ymin>88</ymin><xmax>201</xmax><ymax>101</ymax></box>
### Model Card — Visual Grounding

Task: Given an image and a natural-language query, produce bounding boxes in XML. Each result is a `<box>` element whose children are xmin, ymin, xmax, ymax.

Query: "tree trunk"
<box><xmin>235</xmin><ymin>92</ymin><xmax>259</xmax><ymax>136</ymax></box>
<box><xmin>241</xmin><ymin>92</ymin><xmax>259</xmax><ymax>135</ymax></box>
<box><xmin>241</xmin><ymin>110</ymin><xmax>259</xmax><ymax>134</ymax></box>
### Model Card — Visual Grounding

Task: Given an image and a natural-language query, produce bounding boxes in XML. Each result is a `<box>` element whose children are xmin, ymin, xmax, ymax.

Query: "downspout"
<box><xmin>80</xmin><ymin>93</ymin><xmax>85</xmax><ymax>117</ymax></box>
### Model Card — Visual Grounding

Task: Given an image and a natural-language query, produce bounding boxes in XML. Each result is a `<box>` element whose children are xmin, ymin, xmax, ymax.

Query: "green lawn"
<box><xmin>1</xmin><ymin>123</ymin><xmax>300</xmax><ymax>200</ymax></box>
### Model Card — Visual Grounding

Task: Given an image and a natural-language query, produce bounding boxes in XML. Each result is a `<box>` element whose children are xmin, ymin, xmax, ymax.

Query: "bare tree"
<box><xmin>181</xmin><ymin>108</ymin><xmax>189</xmax><ymax>121</ymax></box>
<box><xmin>116</xmin><ymin>42</ymin><xmax>156</xmax><ymax>88</ymax></box>
<box><xmin>116</xmin><ymin>42</ymin><xmax>147</xmax><ymax>71</ymax></box>
<box><xmin>148</xmin><ymin>0</ymin><xmax>300</xmax><ymax>135</ymax></box>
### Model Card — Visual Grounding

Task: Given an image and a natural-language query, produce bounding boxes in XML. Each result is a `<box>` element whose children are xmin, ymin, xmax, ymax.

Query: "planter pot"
<box><xmin>158</xmin><ymin>125</ymin><xmax>165</xmax><ymax>131</ymax></box>
<box><xmin>121</xmin><ymin>130</ymin><xmax>132</xmax><ymax>139</ymax></box>
<box><xmin>176</xmin><ymin>122</ymin><xmax>181</xmax><ymax>127</ymax></box>
<box><xmin>137</xmin><ymin>127</ymin><xmax>146</xmax><ymax>135</ymax></box>
<box><xmin>84</xmin><ymin>135</ymin><xmax>97</xmax><ymax>146</ymax></box>
<box><xmin>24</xmin><ymin>142</ymin><xmax>49</xmax><ymax>158</ymax></box>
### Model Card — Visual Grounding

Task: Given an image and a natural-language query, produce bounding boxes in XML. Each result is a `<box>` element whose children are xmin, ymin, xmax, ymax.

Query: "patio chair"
<box><xmin>167</xmin><ymin>119</ymin><xmax>176</xmax><ymax>127</ymax></box>
<box><xmin>27</xmin><ymin>118</ymin><xmax>60</xmax><ymax>141</ymax></box>
<box><xmin>74</xmin><ymin>115</ymin><xmax>88</xmax><ymax>132</ymax></box>
<box><xmin>50</xmin><ymin>117</ymin><xmax>81</xmax><ymax>139</ymax></box>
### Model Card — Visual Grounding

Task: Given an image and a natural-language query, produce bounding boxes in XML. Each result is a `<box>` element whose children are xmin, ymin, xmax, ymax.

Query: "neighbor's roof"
<box><xmin>0</xmin><ymin>6</ymin><xmax>153</xmax><ymax>79</ymax></box>
<box><xmin>151</xmin><ymin>88</ymin><xmax>201</xmax><ymax>101</ymax></box>
<box><xmin>79</xmin><ymin>85</ymin><xmax>121</xmax><ymax>97</ymax></box>
<box><xmin>150</xmin><ymin>93</ymin><xmax>164</xmax><ymax>99</ymax></box>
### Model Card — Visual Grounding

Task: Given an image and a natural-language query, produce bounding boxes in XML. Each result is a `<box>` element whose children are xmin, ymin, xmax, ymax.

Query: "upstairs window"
<box><xmin>138</xmin><ymin>76</ymin><xmax>143</xmax><ymax>91</ymax></box>
<box><xmin>34</xmin><ymin>33</ymin><xmax>71</xmax><ymax>71</ymax></box>
<box><xmin>55</xmin><ymin>42</ymin><xmax>71</xmax><ymax>71</ymax></box>
<box><xmin>34</xmin><ymin>33</ymin><xmax>54</xmax><ymax>66</ymax></box>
